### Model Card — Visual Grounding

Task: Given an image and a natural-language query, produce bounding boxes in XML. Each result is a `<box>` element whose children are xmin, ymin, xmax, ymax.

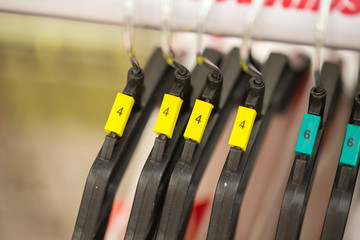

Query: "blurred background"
<box><xmin>0</xmin><ymin>12</ymin><xmax>161</xmax><ymax>240</ymax></box>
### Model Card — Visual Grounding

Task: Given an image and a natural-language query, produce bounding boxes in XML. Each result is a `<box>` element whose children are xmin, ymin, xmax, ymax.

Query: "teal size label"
<box><xmin>339</xmin><ymin>124</ymin><xmax>360</xmax><ymax>168</ymax></box>
<box><xmin>295</xmin><ymin>113</ymin><xmax>321</xmax><ymax>157</ymax></box>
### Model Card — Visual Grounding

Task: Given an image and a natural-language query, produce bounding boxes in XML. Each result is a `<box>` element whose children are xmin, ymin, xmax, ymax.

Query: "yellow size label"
<box><xmin>183</xmin><ymin>99</ymin><xmax>214</xmax><ymax>143</ymax></box>
<box><xmin>228</xmin><ymin>106</ymin><xmax>257</xmax><ymax>151</ymax></box>
<box><xmin>153</xmin><ymin>94</ymin><xmax>183</xmax><ymax>138</ymax></box>
<box><xmin>104</xmin><ymin>93</ymin><xmax>135</xmax><ymax>137</ymax></box>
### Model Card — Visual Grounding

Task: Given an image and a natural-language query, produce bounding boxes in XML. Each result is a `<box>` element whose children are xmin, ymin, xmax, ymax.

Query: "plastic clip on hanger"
<box><xmin>72</xmin><ymin>1</ymin><xmax>173</xmax><ymax>239</ymax></box>
<box><xmin>321</xmin><ymin>82</ymin><xmax>360</xmax><ymax>240</ymax></box>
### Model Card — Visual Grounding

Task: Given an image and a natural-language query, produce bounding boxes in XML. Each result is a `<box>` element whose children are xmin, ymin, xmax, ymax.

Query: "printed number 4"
<box><xmin>195</xmin><ymin>115</ymin><xmax>202</xmax><ymax>124</ymax></box>
<box><xmin>117</xmin><ymin>107</ymin><xmax>123</xmax><ymax>116</ymax></box>
<box><xmin>239</xmin><ymin>120</ymin><xmax>245</xmax><ymax>129</ymax></box>
<box><xmin>163</xmin><ymin>107</ymin><xmax>169</xmax><ymax>116</ymax></box>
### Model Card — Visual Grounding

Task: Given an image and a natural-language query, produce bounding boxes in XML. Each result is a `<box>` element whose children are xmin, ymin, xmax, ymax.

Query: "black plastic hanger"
<box><xmin>72</xmin><ymin>48</ymin><xmax>172</xmax><ymax>240</ymax></box>
<box><xmin>124</xmin><ymin>48</ymin><xmax>221</xmax><ymax>240</ymax></box>
<box><xmin>207</xmin><ymin>53</ymin><xmax>309</xmax><ymax>240</ymax></box>
<box><xmin>275</xmin><ymin>62</ymin><xmax>341</xmax><ymax>240</ymax></box>
<box><xmin>321</xmin><ymin>85</ymin><xmax>360</xmax><ymax>240</ymax></box>
<box><xmin>155</xmin><ymin>48</ymin><xmax>250</xmax><ymax>240</ymax></box>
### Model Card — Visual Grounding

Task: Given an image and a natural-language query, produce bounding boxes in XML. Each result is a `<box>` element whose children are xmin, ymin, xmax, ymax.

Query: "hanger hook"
<box><xmin>314</xmin><ymin>0</ymin><xmax>332</xmax><ymax>91</ymax></box>
<box><xmin>160</xmin><ymin>0</ymin><xmax>188</xmax><ymax>72</ymax></box>
<box><xmin>196</xmin><ymin>0</ymin><xmax>221</xmax><ymax>76</ymax></box>
<box><xmin>240</xmin><ymin>0</ymin><xmax>265</xmax><ymax>81</ymax></box>
<box><xmin>123</xmin><ymin>0</ymin><xmax>141</xmax><ymax>72</ymax></box>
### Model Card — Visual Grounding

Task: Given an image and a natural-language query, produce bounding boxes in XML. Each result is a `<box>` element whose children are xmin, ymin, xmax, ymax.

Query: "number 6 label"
<box><xmin>339</xmin><ymin>124</ymin><xmax>360</xmax><ymax>168</ymax></box>
<box><xmin>295</xmin><ymin>113</ymin><xmax>321</xmax><ymax>157</ymax></box>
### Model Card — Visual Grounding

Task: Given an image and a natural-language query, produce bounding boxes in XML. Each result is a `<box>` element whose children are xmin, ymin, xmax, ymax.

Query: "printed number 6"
<box><xmin>304</xmin><ymin>130</ymin><xmax>311</xmax><ymax>139</ymax></box>
<box><xmin>348</xmin><ymin>138</ymin><xmax>354</xmax><ymax>147</ymax></box>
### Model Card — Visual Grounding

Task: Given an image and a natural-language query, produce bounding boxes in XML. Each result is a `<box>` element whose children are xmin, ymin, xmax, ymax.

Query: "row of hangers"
<box><xmin>72</xmin><ymin>0</ymin><xmax>360</xmax><ymax>239</ymax></box>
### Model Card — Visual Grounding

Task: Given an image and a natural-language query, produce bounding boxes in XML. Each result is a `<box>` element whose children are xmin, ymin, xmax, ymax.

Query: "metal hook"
<box><xmin>314</xmin><ymin>0</ymin><xmax>332</xmax><ymax>91</ymax></box>
<box><xmin>196</xmin><ymin>0</ymin><xmax>221</xmax><ymax>75</ymax></box>
<box><xmin>124</xmin><ymin>0</ymin><xmax>141</xmax><ymax>71</ymax></box>
<box><xmin>240</xmin><ymin>0</ymin><xmax>265</xmax><ymax>81</ymax></box>
<box><xmin>160</xmin><ymin>0</ymin><xmax>188</xmax><ymax>72</ymax></box>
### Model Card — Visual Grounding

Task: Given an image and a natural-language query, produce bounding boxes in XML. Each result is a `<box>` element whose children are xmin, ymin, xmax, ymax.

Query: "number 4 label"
<box><xmin>239</xmin><ymin>120</ymin><xmax>245</xmax><ymax>129</ymax></box>
<box><xmin>228</xmin><ymin>106</ymin><xmax>257</xmax><ymax>151</ymax></box>
<box><xmin>183</xmin><ymin>99</ymin><xmax>214</xmax><ymax>143</ymax></box>
<box><xmin>104</xmin><ymin>92</ymin><xmax>135</xmax><ymax>137</ymax></box>
<box><xmin>163</xmin><ymin>107</ymin><xmax>169</xmax><ymax>116</ymax></box>
<box><xmin>195</xmin><ymin>115</ymin><xmax>202</xmax><ymax>124</ymax></box>
<box><xmin>117</xmin><ymin>107</ymin><xmax>123</xmax><ymax>116</ymax></box>
<box><xmin>153</xmin><ymin>94</ymin><xmax>183</xmax><ymax>139</ymax></box>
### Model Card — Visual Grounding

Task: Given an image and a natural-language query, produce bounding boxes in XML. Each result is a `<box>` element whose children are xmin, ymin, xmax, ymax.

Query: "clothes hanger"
<box><xmin>207</xmin><ymin>0</ymin><xmax>311</xmax><ymax>239</ymax></box>
<box><xmin>321</xmin><ymin>77</ymin><xmax>360</xmax><ymax>240</ymax></box>
<box><xmin>124</xmin><ymin>1</ymin><xmax>224</xmax><ymax>238</ymax></box>
<box><xmin>155</xmin><ymin>1</ymin><xmax>255</xmax><ymax>239</ymax></box>
<box><xmin>124</xmin><ymin>11</ymin><xmax>222</xmax><ymax>239</ymax></box>
<box><xmin>275</xmin><ymin>0</ymin><xmax>343</xmax><ymax>238</ymax></box>
<box><xmin>72</xmin><ymin>1</ymin><xmax>172</xmax><ymax>238</ymax></box>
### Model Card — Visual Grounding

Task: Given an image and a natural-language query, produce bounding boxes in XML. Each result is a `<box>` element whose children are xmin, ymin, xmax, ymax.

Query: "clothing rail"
<box><xmin>1</xmin><ymin>0</ymin><xmax>360</xmax><ymax>50</ymax></box>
